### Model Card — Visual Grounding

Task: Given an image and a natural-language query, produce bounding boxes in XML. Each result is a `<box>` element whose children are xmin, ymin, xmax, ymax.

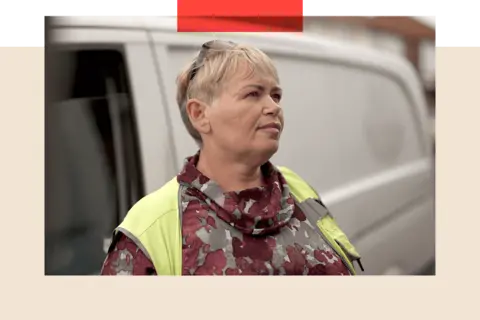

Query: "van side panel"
<box><xmin>265</xmin><ymin>52</ymin><xmax>434</xmax><ymax>275</ymax></box>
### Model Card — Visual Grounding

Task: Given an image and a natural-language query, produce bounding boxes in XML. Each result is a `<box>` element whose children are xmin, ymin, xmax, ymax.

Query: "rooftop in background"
<box><xmin>305</xmin><ymin>8</ymin><xmax>440</xmax><ymax>34</ymax></box>
<box><xmin>319</xmin><ymin>17</ymin><xmax>435</xmax><ymax>40</ymax></box>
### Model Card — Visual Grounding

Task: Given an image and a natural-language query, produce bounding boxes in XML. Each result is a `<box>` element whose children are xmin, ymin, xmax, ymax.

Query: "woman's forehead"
<box><xmin>227</xmin><ymin>65</ymin><xmax>280</xmax><ymax>90</ymax></box>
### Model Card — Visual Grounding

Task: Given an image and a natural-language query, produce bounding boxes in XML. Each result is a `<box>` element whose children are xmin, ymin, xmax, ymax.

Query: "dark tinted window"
<box><xmin>45</xmin><ymin>48</ymin><xmax>144</xmax><ymax>275</ymax></box>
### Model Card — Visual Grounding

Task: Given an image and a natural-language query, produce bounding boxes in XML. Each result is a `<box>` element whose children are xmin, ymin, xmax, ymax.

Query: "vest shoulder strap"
<box><xmin>118</xmin><ymin>176</ymin><xmax>180</xmax><ymax>236</ymax></box>
<box><xmin>277</xmin><ymin>166</ymin><xmax>320</xmax><ymax>202</ymax></box>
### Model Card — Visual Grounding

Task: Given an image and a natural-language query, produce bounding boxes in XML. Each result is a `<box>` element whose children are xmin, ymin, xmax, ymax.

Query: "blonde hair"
<box><xmin>176</xmin><ymin>40</ymin><xmax>279</xmax><ymax>145</ymax></box>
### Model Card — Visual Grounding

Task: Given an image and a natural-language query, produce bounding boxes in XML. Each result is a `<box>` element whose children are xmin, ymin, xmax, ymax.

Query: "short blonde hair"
<box><xmin>176</xmin><ymin>40</ymin><xmax>279</xmax><ymax>145</ymax></box>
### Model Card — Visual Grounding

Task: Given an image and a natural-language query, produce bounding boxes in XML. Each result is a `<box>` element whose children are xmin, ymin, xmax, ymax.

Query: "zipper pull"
<box><xmin>356</xmin><ymin>259</ymin><xmax>365</xmax><ymax>272</ymax></box>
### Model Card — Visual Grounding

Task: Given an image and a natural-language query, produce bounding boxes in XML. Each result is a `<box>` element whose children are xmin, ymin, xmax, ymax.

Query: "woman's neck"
<box><xmin>196</xmin><ymin>148</ymin><xmax>264</xmax><ymax>192</ymax></box>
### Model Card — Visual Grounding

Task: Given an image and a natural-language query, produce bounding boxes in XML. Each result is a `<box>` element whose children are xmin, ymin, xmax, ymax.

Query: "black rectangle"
<box><xmin>0</xmin><ymin>7</ymin><xmax>40</xmax><ymax>40</ymax></box>
<box><xmin>440</xmin><ymin>8</ymin><xmax>480</xmax><ymax>40</ymax></box>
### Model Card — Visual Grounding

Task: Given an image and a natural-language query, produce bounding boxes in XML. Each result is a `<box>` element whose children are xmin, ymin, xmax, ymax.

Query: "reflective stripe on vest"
<box><xmin>115</xmin><ymin>166</ymin><xmax>362</xmax><ymax>275</ymax></box>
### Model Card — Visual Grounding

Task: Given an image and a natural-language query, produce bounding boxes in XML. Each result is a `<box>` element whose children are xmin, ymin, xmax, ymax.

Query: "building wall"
<box><xmin>304</xmin><ymin>19</ymin><xmax>349</xmax><ymax>39</ymax></box>
<box><xmin>304</xmin><ymin>18</ymin><xmax>406</xmax><ymax>55</ymax></box>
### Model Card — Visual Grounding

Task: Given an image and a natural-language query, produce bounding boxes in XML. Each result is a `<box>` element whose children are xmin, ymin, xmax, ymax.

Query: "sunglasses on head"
<box><xmin>188</xmin><ymin>40</ymin><xmax>237</xmax><ymax>82</ymax></box>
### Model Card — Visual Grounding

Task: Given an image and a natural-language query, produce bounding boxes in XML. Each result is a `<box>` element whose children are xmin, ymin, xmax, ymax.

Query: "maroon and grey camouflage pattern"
<box><xmin>101</xmin><ymin>233</ymin><xmax>156</xmax><ymax>275</ymax></box>
<box><xmin>179</xmin><ymin>154</ymin><xmax>295</xmax><ymax>236</ymax></box>
<box><xmin>101</xmin><ymin>152</ymin><xmax>351</xmax><ymax>276</ymax></box>
<box><xmin>179</xmin><ymin>153</ymin><xmax>350</xmax><ymax>275</ymax></box>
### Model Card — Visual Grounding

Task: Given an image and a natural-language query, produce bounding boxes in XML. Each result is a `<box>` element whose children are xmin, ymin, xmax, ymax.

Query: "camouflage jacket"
<box><xmin>102</xmin><ymin>153</ymin><xmax>351</xmax><ymax>276</ymax></box>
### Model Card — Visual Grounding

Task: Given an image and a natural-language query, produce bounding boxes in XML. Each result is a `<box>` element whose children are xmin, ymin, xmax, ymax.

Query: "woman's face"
<box><xmin>207</xmin><ymin>63</ymin><xmax>284</xmax><ymax>162</ymax></box>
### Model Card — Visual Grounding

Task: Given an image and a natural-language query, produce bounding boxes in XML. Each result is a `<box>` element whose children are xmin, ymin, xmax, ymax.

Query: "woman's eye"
<box><xmin>272</xmin><ymin>93</ymin><xmax>282</xmax><ymax>102</ymax></box>
<box><xmin>245</xmin><ymin>91</ymin><xmax>281</xmax><ymax>102</ymax></box>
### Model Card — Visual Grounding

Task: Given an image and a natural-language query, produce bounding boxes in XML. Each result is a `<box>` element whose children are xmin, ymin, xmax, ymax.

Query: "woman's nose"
<box><xmin>263</xmin><ymin>97</ymin><xmax>281</xmax><ymax>115</ymax></box>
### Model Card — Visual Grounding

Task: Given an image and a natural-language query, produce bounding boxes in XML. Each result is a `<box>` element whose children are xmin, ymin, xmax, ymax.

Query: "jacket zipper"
<box><xmin>336</xmin><ymin>239</ymin><xmax>364</xmax><ymax>272</ymax></box>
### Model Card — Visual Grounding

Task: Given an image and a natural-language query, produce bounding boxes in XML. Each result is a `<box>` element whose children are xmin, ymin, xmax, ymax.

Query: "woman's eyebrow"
<box><xmin>240</xmin><ymin>84</ymin><xmax>282</xmax><ymax>92</ymax></box>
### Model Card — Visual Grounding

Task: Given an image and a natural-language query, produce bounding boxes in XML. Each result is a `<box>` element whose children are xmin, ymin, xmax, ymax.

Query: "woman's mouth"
<box><xmin>258</xmin><ymin>122</ymin><xmax>282</xmax><ymax>135</ymax></box>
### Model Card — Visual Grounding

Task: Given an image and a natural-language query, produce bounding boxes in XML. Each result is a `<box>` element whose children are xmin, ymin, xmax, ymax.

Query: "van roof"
<box><xmin>50</xmin><ymin>16</ymin><xmax>418</xmax><ymax>83</ymax></box>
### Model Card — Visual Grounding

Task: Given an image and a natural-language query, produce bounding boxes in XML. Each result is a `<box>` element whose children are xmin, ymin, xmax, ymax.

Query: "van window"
<box><xmin>45</xmin><ymin>49</ymin><xmax>144</xmax><ymax>275</ymax></box>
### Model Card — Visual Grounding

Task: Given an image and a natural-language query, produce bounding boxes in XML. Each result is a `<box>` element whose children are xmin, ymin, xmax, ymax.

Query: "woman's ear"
<box><xmin>186</xmin><ymin>98</ymin><xmax>211</xmax><ymax>135</ymax></box>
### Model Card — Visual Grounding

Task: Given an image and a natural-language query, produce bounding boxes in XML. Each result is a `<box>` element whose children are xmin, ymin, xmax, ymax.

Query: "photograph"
<box><xmin>45</xmin><ymin>16</ymin><xmax>436</xmax><ymax>276</ymax></box>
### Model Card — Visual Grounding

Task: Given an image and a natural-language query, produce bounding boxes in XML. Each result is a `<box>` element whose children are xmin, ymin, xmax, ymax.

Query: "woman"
<box><xmin>101</xmin><ymin>40</ymin><xmax>363</xmax><ymax>276</ymax></box>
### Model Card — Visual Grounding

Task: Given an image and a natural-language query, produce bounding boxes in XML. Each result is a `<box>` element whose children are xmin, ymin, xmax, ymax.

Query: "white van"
<box><xmin>45</xmin><ymin>16</ymin><xmax>435</xmax><ymax>275</ymax></box>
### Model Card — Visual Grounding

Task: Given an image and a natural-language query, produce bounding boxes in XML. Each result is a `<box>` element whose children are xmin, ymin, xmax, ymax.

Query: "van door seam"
<box><xmin>146</xmin><ymin>31</ymin><xmax>179</xmax><ymax>172</ymax></box>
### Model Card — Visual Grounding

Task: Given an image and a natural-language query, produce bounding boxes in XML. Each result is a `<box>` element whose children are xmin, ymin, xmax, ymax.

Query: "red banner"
<box><xmin>176</xmin><ymin>0</ymin><xmax>305</xmax><ymax>17</ymax></box>
<box><xmin>177</xmin><ymin>0</ymin><xmax>303</xmax><ymax>32</ymax></box>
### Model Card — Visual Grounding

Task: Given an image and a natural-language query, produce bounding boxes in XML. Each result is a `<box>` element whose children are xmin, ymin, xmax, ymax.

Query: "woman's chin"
<box><xmin>256</xmin><ymin>140</ymin><xmax>280</xmax><ymax>157</ymax></box>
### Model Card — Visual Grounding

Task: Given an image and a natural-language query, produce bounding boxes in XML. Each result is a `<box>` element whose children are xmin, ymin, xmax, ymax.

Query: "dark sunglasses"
<box><xmin>188</xmin><ymin>40</ymin><xmax>237</xmax><ymax>82</ymax></box>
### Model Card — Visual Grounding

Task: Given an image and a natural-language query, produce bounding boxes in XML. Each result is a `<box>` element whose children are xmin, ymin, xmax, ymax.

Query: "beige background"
<box><xmin>0</xmin><ymin>46</ymin><xmax>477</xmax><ymax>318</ymax></box>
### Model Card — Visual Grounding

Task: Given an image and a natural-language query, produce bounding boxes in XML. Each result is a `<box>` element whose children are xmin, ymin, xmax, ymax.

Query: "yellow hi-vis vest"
<box><xmin>113</xmin><ymin>166</ymin><xmax>362</xmax><ymax>275</ymax></box>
